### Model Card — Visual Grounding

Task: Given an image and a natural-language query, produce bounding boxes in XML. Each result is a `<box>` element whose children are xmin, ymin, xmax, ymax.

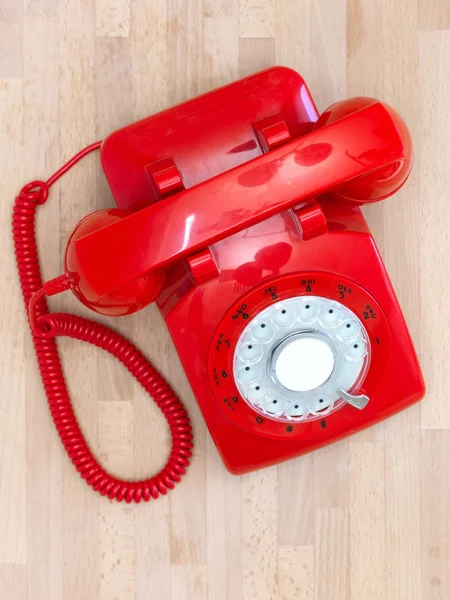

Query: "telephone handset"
<box><xmin>15</xmin><ymin>67</ymin><xmax>424</xmax><ymax>499</ymax></box>
<box><xmin>65</xmin><ymin>97</ymin><xmax>411</xmax><ymax>316</ymax></box>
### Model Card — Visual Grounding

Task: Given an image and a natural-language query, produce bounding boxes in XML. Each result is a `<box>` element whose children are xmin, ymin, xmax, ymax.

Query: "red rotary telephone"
<box><xmin>14</xmin><ymin>67</ymin><xmax>425</xmax><ymax>502</ymax></box>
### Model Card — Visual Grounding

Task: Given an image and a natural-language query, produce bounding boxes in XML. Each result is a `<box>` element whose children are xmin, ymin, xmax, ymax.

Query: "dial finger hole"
<box><xmin>239</xmin><ymin>340</ymin><xmax>263</xmax><ymax>362</ymax></box>
<box><xmin>238</xmin><ymin>365</ymin><xmax>259</xmax><ymax>383</ymax></box>
<box><xmin>345</xmin><ymin>339</ymin><xmax>367</xmax><ymax>361</ymax></box>
<box><xmin>337</xmin><ymin>320</ymin><xmax>360</xmax><ymax>340</ymax></box>
<box><xmin>263</xmin><ymin>396</ymin><xmax>290</xmax><ymax>415</ymax></box>
<box><xmin>271</xmin><ymin>307</ymin><xmax>295</xmax><ymax>327</ymax></box>
<box><xmin>299</xmin><ymin>301</ymin><xmax>319</xmax><ymax>322</ymax></box>
<box><xmin>284</xmin><ymin>401</ymin><xmax>307</xmax><ymax>418</ymax></box>
<box><xmin>310</xmin><ymin>395</ymin><xmax>334</xmax><ymax>414</ymax></box>
<box><xmin>247</xmin><ymin>385</ymin><xmax>267</xmax><ymax>403</ymax></box>
<box><xmin>251</xmin><ymin>322</ymin><xmax>275</xmax><ymax>342</ymax></box>
<box><xmin>320</xmin><ymin>306</ymin><xmax>343</xmax><ymax>327</ymax></box>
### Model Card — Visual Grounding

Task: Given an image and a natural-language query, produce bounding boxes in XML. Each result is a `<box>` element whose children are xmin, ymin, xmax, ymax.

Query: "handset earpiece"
<box><xmin>314</xmin><ymin>97</ymin><xmax>412</xmax><ymax>203</ymax></box>
<box><xmin>65</xmin><ymin>208</ymin><xmax>166</xmax><ymax>316</ymax></box>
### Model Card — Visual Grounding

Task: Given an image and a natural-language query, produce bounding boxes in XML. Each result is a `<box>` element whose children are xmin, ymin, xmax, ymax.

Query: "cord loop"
<box><xmin>12</xmin><ymin>143</ymin><xmax>193</xmax><ymax>503</ymax></box>
<box><xmin>19</xmin><ymin>180</ymin><xmax>49</xmax><ymax>205</ymax></box>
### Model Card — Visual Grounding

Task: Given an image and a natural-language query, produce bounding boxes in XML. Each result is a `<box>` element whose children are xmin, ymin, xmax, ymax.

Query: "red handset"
<box><xmin>65</xmin><ymin>97</ymin><xmax>411</xmax><ymax>315</ymax></box>
<box><xmin>14</xmin><ymin>67</ymin><xmax>424</xmax><ymax>500</ymax></box>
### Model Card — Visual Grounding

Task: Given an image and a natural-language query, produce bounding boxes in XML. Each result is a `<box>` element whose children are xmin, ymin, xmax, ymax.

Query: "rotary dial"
<box><xmin>233</xmin><ymin>296</ymin><xmax>369</xmax><ymax>421</ymax></box>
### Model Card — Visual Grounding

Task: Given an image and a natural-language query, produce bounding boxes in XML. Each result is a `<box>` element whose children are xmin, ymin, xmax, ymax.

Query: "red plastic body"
<box><xmin>65</xmin><ymin>67</ymin><xmax>425</xmax><ymax>473</ymax></box>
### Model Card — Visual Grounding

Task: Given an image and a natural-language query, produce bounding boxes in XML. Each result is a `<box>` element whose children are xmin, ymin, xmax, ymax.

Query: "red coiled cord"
<box><xmin>12</xmin><ymin>142</ymin><xmax>193</xmax><ymax>503</ymax></box>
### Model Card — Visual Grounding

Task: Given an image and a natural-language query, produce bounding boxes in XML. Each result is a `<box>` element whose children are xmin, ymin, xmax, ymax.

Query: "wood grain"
<box><xmin>1</xmin><ymin>1</ymin><xmax>448</xmax><ymax>598</ymax></box>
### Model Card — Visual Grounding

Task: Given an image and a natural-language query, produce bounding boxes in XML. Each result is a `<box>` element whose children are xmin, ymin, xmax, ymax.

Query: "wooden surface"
<box><xmin>1</xmin><ymin>1</ymin><xmax>449</xmax><ymax>599</ymax></box>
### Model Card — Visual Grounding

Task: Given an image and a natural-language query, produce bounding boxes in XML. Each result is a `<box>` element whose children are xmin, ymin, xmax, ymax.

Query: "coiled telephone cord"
<box><xmin>12</xmin><ymin>142</ymin><xmax>193</xmax><ymax>503</ymax></box>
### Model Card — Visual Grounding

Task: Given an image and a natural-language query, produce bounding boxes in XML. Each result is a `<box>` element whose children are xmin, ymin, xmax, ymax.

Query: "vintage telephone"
<box><xmin>13</xmin><ymin>67</ymin><xmax>425</xmax><ymax>502</ymax></box>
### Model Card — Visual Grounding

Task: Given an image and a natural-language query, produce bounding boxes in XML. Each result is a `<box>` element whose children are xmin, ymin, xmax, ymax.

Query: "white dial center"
<box><xmin>274</xmin><ymin>336</ymin><xmax>335</xmax><ymax>392</ymax></box>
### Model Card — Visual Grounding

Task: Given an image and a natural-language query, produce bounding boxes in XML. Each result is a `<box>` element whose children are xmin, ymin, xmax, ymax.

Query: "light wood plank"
<box><xmin>349</xmin><ymin>442</ymin><xmax>386</xmax><ymax>600</ymax></box>
<box><xmin>128</xmin><ymin>311</ymin><xmax>175</xmax><ymax>600</ymax></box>
<box><xmin>95</xmin><ymin>37</ymin><xmax>133</xmax><ymax>139</ymax></box>
<box><xmin>0</xmin><ymin>0</ymin><xmax>22</xmax><ymax>77</ymax></box>
<box><xmin>421</xmin><ymin>431</ymin><xmax>450</xmax><ymax>599</ymax></box>
<box><xmin>98</xmin><ymin>400</ymin><xmax>136</xmax><ymax>600</ymax></box>
<box><xmin>202</xmin><ymin>3</ymin><xmax>239</xmax><ymax>92</ymax></box>
<box><xmin>169</xmin><ymin>452</ymin><xmax>207</xmax><ymax>564</ymax></box>
<box><xmin>385</xmin><ymin>409</ymin><xmax>422</xmax><ymax>600</ymax></box>
<box><xmin>24</xmin><ymin>0</ymin><xmax>57</xmax><ymax>16</ymax></box>
<box><xmin>204</xmin><ymin>0</ymin><xmax>237</xmax><ymax>19</ymax></box>
<box><xmin>274</xmin><ymin>0</ymin><xmax>311</xmax><ymax>76</ymax></box>
<box><xmin>419</xmin><ymin>30</ymin><xmax>450</xmax><ymax>430</ymax></box>
<box><xmin>0</xmin><ymin>0</ymin><xmax>22</xmax><ymax>20</ymax></box>
<box><xmin>315</xmin><ymin>509</ymin><xmax>349</xmax><ymax>600</ymax></box>
<box><xmin>100</xmin><ymin>503</ymin><xmax>135</xmax><ymax>600</ymax></box>
<box><xmin>131</xmin><ymin>0</ymin><xmax>168</xmax><ymax>119</ymax></box>
<box><xmin>95</xmin><ymin>0</ymin><xmax>131</xmax><ymax>37</ymax></box>
<box><xmin>167</xmin><ymin>0</ymin><xmax>204</xmax><ymax>104</ymax></box>
<box><xmin>206</xmin><ymin>438</ymin><xmax>243</xmax><ymax>600</ymax></box>
<box><xmin>172</xmin><ymin>565</ymin><xmax>208</xmax><ymax>600</ymax></box>
<box><xmin>419</xmin><ymin>0</ymin><xmax>450</xmax><ymax>30</ymax></box>
<box><xmin>60</xmin><ymin>340</ymin><xmax>101</xmax><ymax>600</ymax></box>
<box><xmin>278</xmin><ymin>546</ymin><xmax>314</xmax><ymax>600</ymax></box>
<box><xmin>135</xmin><ymin>476</ymin><xmax>171</xmax><ymax>600</ymax></box>
<box><xmin>310</xmin><ymin>0</ymin><xmax>347</xmax><ymax>110</ymax></box>
<box><xmin>59</xmin><ymin>0</ymin><xmax>97</xmax><ymax>231</ymax></box>
<box><xmin>278</xmin><ymin>455</ymin><xmax>315</xmax><ymax>545</ymax></box>
<box><xmin>239</xmin><ymin>38</ymin><xmax>275</xmax><ymax>77</ymax></box>
<box><xmin>239</xmin><ymin>0</ymin><xmax>275</xmax><ymax>38</ymax></box>
<box><xmin>313</xmin><ymin>440</ymin><xmax>349</xmax><ymax>508</ymax></box>
<box><xmin>0</xmin><ymin>79</ymin><xmax>26</xmax><ymax>565</ymax></box>
<box><xmin>242</xmin><ymin>468</ymin><xmax>278</xmax><ymax>600</ymax></box>
<box><xmin>0</xmin><ymin>565</ymin><xmax>27</xmax><ymax>600</ymax></box>
<box><xmin>22</xmin><ymin>15</ymin><xmax>63</xmax><ymax>600</ymax></box>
